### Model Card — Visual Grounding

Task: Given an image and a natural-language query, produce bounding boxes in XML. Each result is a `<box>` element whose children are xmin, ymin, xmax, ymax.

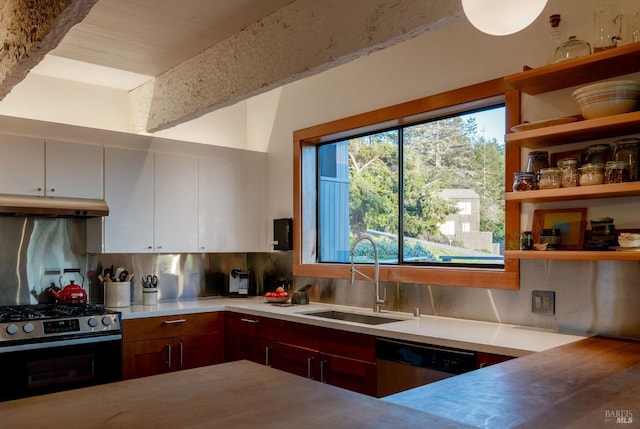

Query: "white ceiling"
<box><xmin>29</xmin><ymin>0</ymin><xmax>296</xmax><ymax>91</ymax></box>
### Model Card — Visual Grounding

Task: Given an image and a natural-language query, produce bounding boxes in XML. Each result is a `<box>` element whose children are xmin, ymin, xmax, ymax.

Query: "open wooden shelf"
<box><xmin>505</xmin><ymin>182</ymin><xmax>640</xmax><ymax>203</ymax></box>
<box><xmin>505</xmin><ymin>111</ymin><xmax>640</xmax><ymax>149</ymax></box>
<box><xmin>505</xmin><ymin>250</ymin><xmax>640</xmax><ymax>261</ymax></box>
<box><xmin>504</xmin><ymin>45</ymin><xmax>640</xmax><ymax>263</ymax></box>
<box><xmin>504</xmin><ymin>42</ymin><xmax>640</xmax><ymax>94</ymax></box>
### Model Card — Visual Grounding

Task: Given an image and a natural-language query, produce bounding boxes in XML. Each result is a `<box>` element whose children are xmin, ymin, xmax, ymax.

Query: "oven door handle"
<box><xmin>0</xmin><ymin>334</ymin><xmax>122</xmax><ymax>353</ymax></box>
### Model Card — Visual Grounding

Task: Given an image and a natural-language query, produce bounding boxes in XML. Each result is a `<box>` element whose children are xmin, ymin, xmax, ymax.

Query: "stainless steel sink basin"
<box><xmin>300</xmin><ymin>310</ymin><xmax>404</xmax><ymax>325</ymax></box>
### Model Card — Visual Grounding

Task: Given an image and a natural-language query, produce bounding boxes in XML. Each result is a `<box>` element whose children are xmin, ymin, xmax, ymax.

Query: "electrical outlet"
<box><xmin>532</xmin><ymin>290</ymin><xmax>555</xmax><ymax>315</ymax></box>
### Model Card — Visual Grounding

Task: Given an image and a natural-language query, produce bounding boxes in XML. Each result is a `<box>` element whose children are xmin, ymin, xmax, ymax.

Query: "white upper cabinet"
<box><xmin>88</xmin><ymin>147</ymin><xmax>155</xmax><ymax>253</ymax></box>
<box><xmin>198</xmin><ymin>157</ymin><xmax>266</xmax><ymax>252</ymax></box>
<box><xmin>0</xmin><ymin>135</ymin><xmax>103</xmax><ymax>199</ymax></box>
<box><xmin>0</xmin><ymin>135</ymin><xmax>45</xmax><ymax>195</ymax></box>
<box><xmin>46</xmin><ymin>140</ymin><xmax>103</xmax><ymax>199</ymax></box>
<box><xmin>154</xmin><ymin>152</ymin><xmax>198</xmax><ymax>252</ymax></box>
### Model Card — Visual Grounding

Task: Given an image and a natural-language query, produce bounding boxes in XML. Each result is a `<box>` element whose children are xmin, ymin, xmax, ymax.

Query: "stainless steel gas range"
<box><xmin>0</xmin><ymin>304</ymin><xmax>122</xmax><ymax>401</ymax></box>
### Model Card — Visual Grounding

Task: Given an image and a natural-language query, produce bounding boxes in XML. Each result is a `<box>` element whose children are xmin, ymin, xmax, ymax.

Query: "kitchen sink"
<box><xmin>299</xmin><ymin>310</ymin><xmax>405</xmax><ymax>325</ymax></box>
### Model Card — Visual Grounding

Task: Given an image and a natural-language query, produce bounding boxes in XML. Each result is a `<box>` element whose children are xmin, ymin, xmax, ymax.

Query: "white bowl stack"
<box><xmin>618</xmin><ymin>232</ymin><xmax>640</xmax><ymax>248</ymax></box>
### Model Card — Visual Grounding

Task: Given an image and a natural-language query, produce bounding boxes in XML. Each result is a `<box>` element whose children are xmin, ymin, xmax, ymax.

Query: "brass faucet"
<box><xmin>350</xmin><ymin>235</ymin><xmax>385</xmax><ymax>313</ymax></box>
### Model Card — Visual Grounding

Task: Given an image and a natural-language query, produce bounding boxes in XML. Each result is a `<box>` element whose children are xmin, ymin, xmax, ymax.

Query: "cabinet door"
<box><xmin>175</xmin><ymin>333</ymin><xmax>219</xmax><ymax>370</ymax></box>
<box><xmin>45</xmin><ymin>140</ymin><xmax>103</xmax><ymax>199</ymax></box>
<box><xmin>225</xmin><ymin>313</ymin><xmax>275</xmax><ymax>364</ymax></box>
<box><xmin>96</xmin><ymin>147</ymin><xmax>154</xmax><ymax>253</ymax></box>
<box><xmin>127</xmin><ymin>337</ymin><xmax>173</xmax><ymax>379</ymax></box>
<box><xmin>198</xmin><ymin>159</ymin><xmax>264</xmax><ymax>252</ymax></box>
<box><xmin>320</xmin><ymin>352</ymin><xmax>377</xmax><ymax>396</ymax></box>
<box><xmin>0</xmin><ymin>134</ymin><xmax>45</xmax><ymax>196</ymax></box>
<box><xmin>273</xmin><ymin>342</ymin><xmax>320</xmax><ymax>380</ymax></box>
<box><xmin>154</xmin><ymin>152</ymin><xmax>198</xmax><ymax>252</ymax></box>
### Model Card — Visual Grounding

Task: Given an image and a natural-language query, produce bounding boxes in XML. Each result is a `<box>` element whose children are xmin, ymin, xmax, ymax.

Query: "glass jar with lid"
<box><xmin>553</xmin><ymin>36</ymin><xmax>591</xmax><ymax>63</ymax></box>
<box><xmin>526</xmin><ymin>151</ymin><xmax>549</xmax><ymax>188</ymax></box>
<box><xmin>612</xmin><ymin>138</ymin><xmax>639</xmax><ymax>181</ymax></box>
<box><xmin>512</xmin><ymin>172</ymin><xmax>536</xmax><ymax>192</ymax></box>
<box><xmin>538</xmin><ymin>167</ymin><xmax>562</xmax><ymax>189</ymax></box>
<box><xmin>557</xmin><ymin>157</ymin><xmax>578</xmax><ymax>187</ymax></box>
<box><xmin>605</xmin><ymin>160</ymin><xmax>630</xmax><ymax>183</ymax></box>
<box><xmin>584</xmin><ymin>144</ymin><xmax>611</xmax><ymax>165</ymax></box>
<box><xmin>578</xmin><ymin>163</ymin><xmax>605</xmax><ymax>186</ymax></box>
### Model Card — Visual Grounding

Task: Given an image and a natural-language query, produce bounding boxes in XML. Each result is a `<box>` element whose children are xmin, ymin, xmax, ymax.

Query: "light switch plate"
<box><xmin>532</xmin><ymin>290</ymin><xmax>555</xmax><ymax>315</ymax></box>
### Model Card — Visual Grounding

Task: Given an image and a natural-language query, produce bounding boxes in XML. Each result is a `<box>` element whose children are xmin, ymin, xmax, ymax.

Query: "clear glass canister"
<box><xmin>553</xmin><ymin>36</ymin><xmax>592</xmax><ymax>63</ymax></box>
<box><xmin>538</xmin><ymin>167</ymin><xmax>562</xmax><ymax>189</ymax></box>
<box><xmin>578</xmin><ymin>163</ymin><xmax>605</xmax><ymax>186</ymax></box>
<box><xmin>584</xmin><ymin>144</ymin><xmax>611</xmax><ymax>165</ymax></box>
<box><xmin>526</xmin><ymin>151</ymin><xmax>549</xmax><ymax>174</ymax></box>
<box><xmin>526</xmin><ymin>151</ymin><xmax>549</xmax><ymax>189</ymax></box>
<box><xmin>613</xmin><ymin>138</ymin><xmax>639</xmax><ymax>182</ymax></box>
<box><xmin>557</xmin><ymin>157</ymin><xmax>578</xmax><ymax>187</ymax></box>
<box><xmin>513</xmin><ymin>172</ymin><xmax>536</xmax><ymax>192</ymax></box>
<box><xmin>605</xmin><ymin>160</ymin><xmax>630</xmax><ymax>183</ymax></box>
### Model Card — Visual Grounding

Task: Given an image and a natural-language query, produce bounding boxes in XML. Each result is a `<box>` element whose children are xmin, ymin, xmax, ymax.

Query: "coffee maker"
<box><xmin>229</xmin><ymin>269</ymin><xmax>251</xmax><ymax>296</ymax></box>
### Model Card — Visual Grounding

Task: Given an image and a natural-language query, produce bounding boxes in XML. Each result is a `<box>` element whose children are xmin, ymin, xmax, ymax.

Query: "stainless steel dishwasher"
<box><xmin>376</xmin><ymin>338</ymin><xmax>477</xmax><ymax>397</ymax></box>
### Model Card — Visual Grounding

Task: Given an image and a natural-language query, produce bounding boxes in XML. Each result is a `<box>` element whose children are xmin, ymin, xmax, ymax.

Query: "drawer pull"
<box><xmin>240</xmin><ymin>318</ymin><xmax>259</xmax><ymax>324</ymax></box>
<box><xmin>265</xmin><ymin>346</ymin><xmax>272</xmax><ymax>367</ymax></box>
<box><xmin>307</xmin><ymin>357</ymin><xmax>315</xmax><ymax>379</ymax></box>
<box><xmin>163</xmin><ymin>319</ymin><xmax>187</xmax><ymax>325</ymax></box>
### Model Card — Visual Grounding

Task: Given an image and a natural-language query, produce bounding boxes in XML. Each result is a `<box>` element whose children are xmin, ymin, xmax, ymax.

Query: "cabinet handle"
<box><xmin>37</xmin><ymin>187</ymin><xmax>42</xmax><ymax>192</ymax></box>
<box><xmin>49</xmin><ymin>188</ymin><xmax>55</xmax><ymax>192</ymax></box>
<box><xmin>265</xmin><ymin>346</ymin><xmax>272</xmax><ymax>367</ymax></box>
<box><xmin>178</xmin><ymin>342</ymin><xmax>184</xmax><ymax>367</ymax></box>
<box><xmin>147</xmin><ymin>246</ymin><xmax>153</xmax><ymax>249</ymax></box>
<box><xmin>320</xmin><ymin>360</ymin><xmax>327</xmax><ymax>383</ymax></box>
<box><xmin>166</xmin><ymin>344</ymin><xmax>172</xmax><ymax>368</ymax></box>
<box><xmin>307</xmin><ymin>357</ymin><xmax>315</xmax><ymax>379</ymax></box>
<box><xmin>163</xmin><ymin>319</ymin><xmax>187</xmax><ymax>325</ymax></box>
<box><xmin>157</xmin><ymin>246</ymin><xmax>163</xmax><ymax>249</ymax></box>
<box><xmin>240</xmin><ymin>318</ymin><xmax>259</xmax><ymax>324</ymax></box>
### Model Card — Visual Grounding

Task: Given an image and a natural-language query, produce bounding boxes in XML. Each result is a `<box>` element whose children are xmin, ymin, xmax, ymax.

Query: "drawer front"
<box><xmin>320</xmin><ymin>328</ymin><xmax>376</xmax><ymax>362</ymax></box>
<box><xmin>123</xmin><ymin>312</ymin><xmax>221</xmax><ymax>342</ymax></box>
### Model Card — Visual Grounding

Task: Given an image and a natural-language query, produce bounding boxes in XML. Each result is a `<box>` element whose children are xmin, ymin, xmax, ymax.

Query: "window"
<box><xmin>317</xmin><ymin>105</ymin><xmax>505</xmax><ymax>268</ymax></box>
<box><xmin>293</xmin><ymin>78</ymin><xmax>520</xmax><ymax>289</ymax></box>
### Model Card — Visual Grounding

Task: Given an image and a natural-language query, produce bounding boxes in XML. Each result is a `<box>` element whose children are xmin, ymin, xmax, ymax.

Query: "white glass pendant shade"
<box><xmin>462</xmin><ymin>0</ymin><xmax>548</xmax><ymax>36</ymax></box>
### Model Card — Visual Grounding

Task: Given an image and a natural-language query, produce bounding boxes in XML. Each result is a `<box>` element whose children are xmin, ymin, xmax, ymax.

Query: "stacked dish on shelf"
<box><xmin>572</xmin><ymin>80</ymin><xmax>640</xmax><ymax>120</ymax></box>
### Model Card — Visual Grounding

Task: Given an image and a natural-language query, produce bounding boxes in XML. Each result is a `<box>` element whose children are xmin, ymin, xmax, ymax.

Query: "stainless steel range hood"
<box><xmin>0</xmin><ymin>194</ymin><xmax>109</xmax><ymax>217</ymax></box>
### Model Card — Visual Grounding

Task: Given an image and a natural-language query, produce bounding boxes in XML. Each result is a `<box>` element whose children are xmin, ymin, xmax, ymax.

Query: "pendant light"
<box><xmin>462</xmin><ymin>0</ymin><xmax>548</xmax><ymax>36</ymax></box>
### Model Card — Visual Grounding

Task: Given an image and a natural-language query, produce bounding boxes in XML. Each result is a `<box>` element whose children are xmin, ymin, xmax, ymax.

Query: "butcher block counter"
<box><xmin>1</xmin><ymin>337</ymin><xmax>638</xmax><ymax>428</ymax></box>
<box><xmin>385</xmin><ymin>336</ymin><xmax>640</xmax><ymax>428</ymax></box>
<box><xmin>0</xmin><ymin>360</ymin><xmax>468</xmax><ymax>429</ymax></box>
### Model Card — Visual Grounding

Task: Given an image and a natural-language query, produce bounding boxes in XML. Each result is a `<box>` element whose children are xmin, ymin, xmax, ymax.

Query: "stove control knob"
<box><xmin>23</xmin><ymin>322</ymin><xmax>35</xmax><ymax>334</ymax></box>
<box><xmin>88</xmin><ymin>317</ymin><xmax>98</xmax><ymax>328</ymax></box>
<box><xmin>6</xmin><ymin>324</ymin><xmax>18</xmax><ymax>335</ymax></box>
<box><xmin>102</xmin><ymin>316</ymin><xmax>112</xmax><ymax>326</ymax></box>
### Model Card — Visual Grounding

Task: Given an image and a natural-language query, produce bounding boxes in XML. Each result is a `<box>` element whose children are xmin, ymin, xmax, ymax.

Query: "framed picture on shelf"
<box><xmin>532</xmin><ymin>208</ymin><xmax>587</xmax><ymax>250</ymax></box>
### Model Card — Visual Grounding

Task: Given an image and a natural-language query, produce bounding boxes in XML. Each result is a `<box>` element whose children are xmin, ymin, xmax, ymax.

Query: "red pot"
<box><xmin>50</xmin><ymin>280</ymin><xmax>87</xmax><ymax>304</ymax></box>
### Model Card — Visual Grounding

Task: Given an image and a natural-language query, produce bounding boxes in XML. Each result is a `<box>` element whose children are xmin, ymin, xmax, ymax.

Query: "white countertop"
<box><xmin>114</xmin><ymin>297</ymin><xmax>587</xmax><ymax>357</ymax></box>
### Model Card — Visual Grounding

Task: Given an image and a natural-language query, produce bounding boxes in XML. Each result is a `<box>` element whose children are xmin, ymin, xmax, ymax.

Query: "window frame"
<box><xmin>293</xmin><ymin>78</ymin><xmax>521</xmax><ymax>289</ymax></box>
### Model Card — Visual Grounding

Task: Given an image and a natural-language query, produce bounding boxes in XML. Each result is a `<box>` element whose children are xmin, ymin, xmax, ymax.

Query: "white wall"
<box><xmin>0</xmin><ymin>73</ymin><xmax>132</xmax><ymax>131</ymax></box>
